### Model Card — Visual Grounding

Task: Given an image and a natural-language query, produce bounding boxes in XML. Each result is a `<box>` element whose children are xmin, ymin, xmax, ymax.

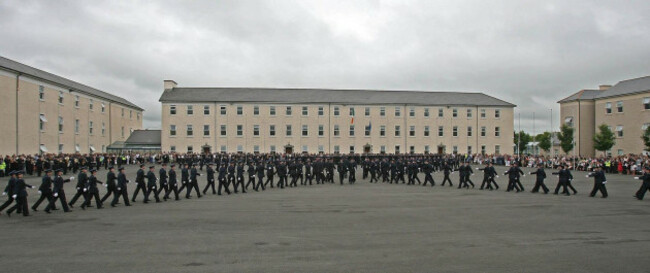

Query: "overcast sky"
<box><xmin>2</xmin><ymin>0</ymin><xmax>649</xmax><ymax>134</ymax></box>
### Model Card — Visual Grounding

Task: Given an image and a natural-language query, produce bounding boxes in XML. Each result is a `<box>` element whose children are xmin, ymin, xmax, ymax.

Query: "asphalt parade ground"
<box><xmin>1</xmin><ymin>165</ymin><xmax>649</xmax><ymax>273</ymax></box>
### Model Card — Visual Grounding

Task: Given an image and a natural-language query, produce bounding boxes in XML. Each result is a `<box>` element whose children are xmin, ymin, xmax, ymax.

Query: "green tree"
<box><xmin>557</xmin><ymin>124</ymin><xmax>574</xmax><ymax>154</ymax></box>
<box><xmin>593</xmin><ymin>124</ymin><xmax>616</xmax><ymax>155</ymax></box>
<box><xmin>642</xmin><ymin>125</ymin><xmax>650</xmax><ymax>151</ymax></box>
<box><xmin>536</xmin><ymin>132</ymin><xmax>552</xmax><ymax>152</ymax></box>
<box><xmin>514</xmin><ymin>131</ymin><xmax>532</xmax><ymax>154</ymax></box>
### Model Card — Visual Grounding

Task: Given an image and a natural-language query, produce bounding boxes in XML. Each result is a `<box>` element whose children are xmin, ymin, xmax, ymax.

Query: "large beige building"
<box><xmin>558</xmin><ymin>76</ymin><xmax>650</xmax><ymax>157</ymax></box>
<box><xmin>159</xmin><ymin>80</ymin><xmax>515</xmax><ymax>155</ymax></box>
<box><xmin>0</xmin><ymin>56</ymin><xmax>143</xmax><ymax>155</ymax></box>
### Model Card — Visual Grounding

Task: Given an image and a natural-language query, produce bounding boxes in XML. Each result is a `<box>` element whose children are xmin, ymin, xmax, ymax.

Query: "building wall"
<box><xmin>161</xmin><ymin>102</ymin><xmax>514</xmax><ymax>155</ymax></box>
<box><xmin>0</xmin><ymin>69</ymin><xmax>143</xmax><ymax>155</ymax></box>
<box><xmin>595</xmin><ymin>92</ymin><xmax>650</xmax><ymax>155</ymax></box>
<box><xmin>559</xmin><ymin>100</ymin><xmax>596</xmax><ymax>156</ymax></box>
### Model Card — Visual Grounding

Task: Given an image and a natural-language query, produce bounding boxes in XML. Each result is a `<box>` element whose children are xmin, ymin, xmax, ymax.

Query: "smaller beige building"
<box><xmin>558</xmin><ymin>76</ymin><xmax>650</xmax><ymax>156</ymax></box>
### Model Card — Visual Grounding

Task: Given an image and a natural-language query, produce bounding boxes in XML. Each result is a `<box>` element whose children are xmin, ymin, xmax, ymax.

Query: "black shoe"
<box><xmin>68</xmin><ymin>203</ymin><xmax>74</xmax><ymax>208</ymax></box>
<box><xmin>45</xmin><ymin>210</ymin><xmax>51</xmax><ymax>214</ymax></box>
<box><xmin>32</xmin><ymin>208</ymin><xmax>38</xmax><ymax>212</ymax></box>
<box><xmin>111</xmin><ymin>204</ymin><xmax>116</xmax><ymax>207</ymax></box>
<box><xmin>6</xmin><ymin>211</ymin><xmax>11</xmax><ymax>217</ymax></box>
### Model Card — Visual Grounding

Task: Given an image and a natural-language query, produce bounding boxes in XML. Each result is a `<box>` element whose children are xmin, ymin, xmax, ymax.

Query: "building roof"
<box><xmin>557</xmin><ymin>89</ymin><xmax>604</xmax><ymax>103</ymax></box>
<box><xmin>0</xmin><ymin>56</ymin><xmax>144</xmax><ymax>111</ymax></box>
<box><xmin>124</xmin><ymin>130</ymin><xmax>161</xmax><ymax>145</ymax></box>
<box><xmin>159</xmin><ymin>87</ymin><xmax>515</xmax><ymax>107</ymax></box>
<box><xmin>594</xmin><ymin>75</ymin><xmax>650</xmax><ymax>99</ymax></box>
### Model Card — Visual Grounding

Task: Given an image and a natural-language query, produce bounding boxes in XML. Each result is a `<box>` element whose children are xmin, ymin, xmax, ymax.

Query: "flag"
<box><xmin>367</xmin><ymin>121</ymin><xmax>372</xmax><ymax>131</ymax></box>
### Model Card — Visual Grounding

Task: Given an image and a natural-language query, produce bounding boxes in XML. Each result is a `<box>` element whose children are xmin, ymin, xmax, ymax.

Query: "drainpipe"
<box><xmin>15</xmin><ymin>73</ymin><xmax>21</xmax><ymax>154</ymax></box>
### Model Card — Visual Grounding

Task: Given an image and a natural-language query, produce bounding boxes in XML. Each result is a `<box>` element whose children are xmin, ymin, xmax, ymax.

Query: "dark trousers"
<box><xmin>157</xmin><ymin>183</ymin><xmax>170</xmax><ymax>198</ymax></box>
<box><xmin>164</xmin><ymin>184</ymin><xmax>180</xmax><ymax>200</ymax></box>
<box><xmin>0</xmin><ymin>196</ymin><xmax>17</xmax><ymax>212</ymax></box>
<box><xmin>423</xmin><ymin>174</ymin><xmax>434</xmax><ymax>186</ymax></box>
<box><xmin>532</xmin><ymin>180</ymin><xmax>549</xmax><ymax>193</ymax></box>
<box><xmin>187</xmin><ymin>182</ymin><xmax>201</xmax><ymax>198</ymax></box>
<box><xmin>7</xmin><ymin>196</ymin><xmax>29</xmax><ymax>216</ymax></box>
<box><xmin>442</xmin><ymin>175</ymin><xmax>453</xmax><ymax>186</ymax></box>
<box><xmin>101</xmin><ymin>188</ymin><xmax>116</xmax><ymax>203</ymax></box>
<box><xmin>339</xmin><ymin>172</ymin><xmax>346</xmax><ymax>185</ymax></box>
<box><xmin>256</xmin><ymin>176</ymin><xmax>265</xmax><ymax>191</ymax></box>
<box><xmin>111</xmin><ymin>189</ymin><xmax>130</xmax><ymax>206</ymax></box>
<box><xmin>278</xmin><ymin>176</ymin><xmax>286</xmax><ymax>188</ymax></box>
<box><xmin>46</xmin><ymin>191</ymin><xmax>70</xmax><ymax>212</ymax></box>
<box><xmin>131</xmin><ymin>182</ymin><xmax>147</xmax><ymax>201</ymax></box>
<box><xmin>635</xmin><ymin>182</ymin><xmax>650</xmax><ymax>200</ymax></box>
<box><xmin>554</xmin><ymin>181</ymin><xmax>569</xmax><ymax>195</ymax></box>
<box><xmin>480</xmin><ymin>177</ymin><xmax>490</xmax><ymax>189</ymax></box>
<box><xmin>32</xmin><ymin>191</ymin><xmax>55</xmax><ymax>210</ymax></box>
<box><xmin>145</xmin><ymin>185</ymin><xmax>160</xmax><ymax>202</ymax></box>
<box><xmin>177</xmin><ymin>180</ymin><xmax>189</xmax><ymax>195</ymax></box>
<box><xmin>69</xmin><ymin>189</ymin><xmax>87</xmax><ymax>206</ymax></box>
<box><xmin>590</xmin><ymin>182</ymin><xmax>608</xmax><ymax>197</ymax></box>
<box><xmin>507</xmin><ymin>179</ymin><xmax>522</xmax><ymax>192</ymax></box>
<box><xmin>203</xmin><ymin>179</ymin><xmax>216</xmax><ymax>194</ymax></box>
<box><xmin>305</xmin><ymin>174</ymin><xmax>313</xmax><ymax>185</ymax></box>
<box><xmin>82</xmin><ymin>191</ymin><xmax>102</xmax><ymax>209</ymax></box>
<box><xmin>218</xmin><ymin>177</ymin><xmax>231</xmax><ymax>195</ymax></box>
<box><xmin>370</xmin><ymin>172</ymin><xmax>378</xmax><ymax>183</ymax></box>
<box><xmin>245</xmin><ymin>176</ymin><xmax>255</xmax><ymax>189</ymax></box>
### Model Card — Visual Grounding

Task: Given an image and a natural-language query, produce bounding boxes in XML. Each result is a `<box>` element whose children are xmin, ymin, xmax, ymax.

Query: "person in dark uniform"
<box><xmin>144</xmin><ymin>166</ymin><xmax>161</xmax><ymax>203</ymax></box>
<box><xmin>504</xmin><ymin>163</ymin><xmax>524</xmax><ymax>192</ymax></box>
<box><xmin>289</xmin><ymin>161</ymin><xmax>298</xmax><ymax>187</ymax></box>
<box><xmin>188</xmin><ymin>164</ymin><xmax>203</xmax><ymax>198</ymax></box>
<box><xmin>441</xmin><ymin>163</ymin><xmax>453</xmax><ymax>187</ymax></box>
<box><xmin>265</xmin><ymin>162</ymin><xmax>275</xmax><ymax>188</ymax></box>
<box><xmin>245</xmin><ymin>162</ymin><xmax>256</xmax><ymax>190</ymax></box>
<box><xmin>178</xmin><ymin>163</ymin><xmax>190</xmax><ymax>197</ymax></box>
<box><xmin>235</xmin><ymin>162</ymin><xmax>246</xmax><ymax>193</ymax></box>
<box><xmin>337</xmin><ymin>160</ymin><xmax>348</xmax><ymax>185</ymax></box>
<box><xmin>0</xmin><ymin>171</ymin><xmax>18</xmax><ymax>214</ymax></box>
<box><xmin>277</xmin><ymin>161</ymin><xmax>287</xmax><ymax>189</ymax></box>
<box><xmin>6</xmin><ymin>171</ymin><xmax>35</xmax><ymax>217</ymax></box>
<box><xmin>552</xmin><ymin>165</ymin><xmax>574</xmax><ymax>196</ymax></box>
<box><xmin>101</xmin><ymin>166</ymin><xmax>118</xmax><ymax>203</ymax></box>
<box><xmin>68</xmin><ymin>167</ymin><xmax>89</xmax><ymax>208</ymax></box>
<box><xmin>32</xmin><ymin>169</ymin><xmax>56</xmax><ymax>211</ymax></box>
<box><xmin>157</xmin><ymin>164</ymin><xmax>170</xmax><ymax>200</ymax></box>
<box><xmin>112</xmin><ymin>167</ymin><xmax>131</xmax><ymax>207</ymax></box>
<box><xmin>529</xmin><ymin>164</ymin><xmax>549</xmax><ymax>194</ymax></box>
<box><xmin>304</xmin><ymin>161</ymin><xmax>313</xmax><ymax>186</ymax></box>
<box><xmin>256</xmin><ymin>162</ymin><xmax>265</xmax><ymax>191</ymax></box>
<box><xmin>634</xmin><ymin>166</ymin><xmax>650</xmax><ymax>200</ymax></box>
<box><xmin>478</xmin><ymin>162</ymin><xmax>492</xmax><ymax>190</ymax></box>
<box><xmin>203</xmin><ymin>163</ymin><xmax>216</xmax><ymax>195</ymax></box>
<box><xmin>81</xmin><ymin>169</ymin><xmax>103</xmax><ymax>209</ymax></box>
<box><xmin>164</xmin><ymin>164</ymin><xmax>180</xmax><ymax>200</ymax></box>
<box><xmin>217</xmin><ymin>162</ymin><xmax>229</xmax><ymax>195</ymax></box>
<box><xmin>422</xmin><ymin>161</ymin><xmax>435</xmax><ymax>186</ymax></box>
<box><xmin>131</xmin><ymin>164</ymin><xmax>147</xmax><ymax>203</ymax></box>
<box><xmin>587</xmin><ymin>165</ymin><xmax>608</xmax><ymax>198</ymax></box>
<box><xmin>45</xmin><ymin>169</ymin><xmax>74</xmax><ymax>213</ymax></box>
<box><xmin>463</xmin><ymin>162</ymin><xmax>474</xmax><ymax>188</ymax></box>
<box><xmin>348</xmin><ymin>159</ymin><xmax>357</xmax><ymax>184</ymax></box>
<box><xmin>227</xmin><ymin>162</ymin><xmax>236</xmax><ymax>191</ymax></box>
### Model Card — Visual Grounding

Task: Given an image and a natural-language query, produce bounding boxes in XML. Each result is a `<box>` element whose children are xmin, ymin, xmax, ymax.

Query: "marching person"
<box><xmin>0</xmin><ymin>171</ymin><xmax>19</xmax><ymax>214</ymax></box>
<box><xmin>529</xmin><ymin>164</ymin><xmax>549</xmax><ymax>194</ymax></box>
<box><xmin>45</xmin><ymin>169</ymin><xmax>74</xmax><ymax>213</ymax></box>
<box><xmin>101</xmin><ymin>166</ymin><xmax>118</xmax><ymax>204</ymax></box>
<box><xmin>157</xmin><ymin>164</ymin><xmax>170</xmax><ymax>200</ymax></box>
<box><xmin>81</xmin><ymin>169</ymin><xmax>103</xmax><ymax>210</ymax></box>
<box><xmin>245</xmin><ymin>162</ymin><xmax>256</xmax><ymax>190</ymax></box>
<box><xmin>218</xmin><ymin>162</ymin><xmax>231</xmax><ymax>195</ymax></box>
<box><xmin>144</xmin><ymin>166</ymin><xmax>161</xmax><ymax>203</ymax></box>
<box><xmin>441</xmin><ymin>163</ymin><xmax>453</xmax><ymax>187</ymax></box>
<box><xmin>504</xmin><ymin>162</ymin><xmax>524</xmax><ymax>192</ymax></box>
<box><xmin>6</xmin><ymin>171</ymin><xmax>35</xmax><ymax>217</ymax></box>
<box><xmin>256</xmin><ymin>161</ymin><xmax>265</xmax><ymax>191</ymax></box>
<box><xmin>552</xmin><ymin>165</ymin><xmax>574</xmax><ymax>196</ymax></box>
<box><xmin>164</xmin><ymin>164</ymin><xmax>181</xmax><ymax>201</ymax></box>
<box><xmin>68</xmin><ymin>167</ymin><xmax>89</xmax><ymax>208</ymax></box>
<box><xmin>203</xmin><ymin>163</ymin><xmax>216</xmax><ymax>195</ymax></box>
<box><xmin>586</xmin><ymin>165</ymin><xmax>608</xmax><ymax>198</ymax></box>
<box><xmin>187</xmin><ymin>164</ymin><xmax>202</xmax><ymax>198</ymax></box>
<box><xmin>422</xmin><ymin>161</ymin><xmax>435</xmax><ymax>186</ymax></box>
<box><xmin>111</xmin><ymin>167</ymin><xmax>131</xmax><ymax>207</ymax></box>
<box><xmin>32</xmin><ymin>169</ymin><xmax>56</xmax><ymax>211</ymax></box>
<box><xmin>634</xmin><ymin>166</ymin><xmax>650</xmax><ymax>200</ymax></box>
<box><xmin>131</xmin><ymin>164</ymin><xmax>147</xmax><ymax>203</ymax></box>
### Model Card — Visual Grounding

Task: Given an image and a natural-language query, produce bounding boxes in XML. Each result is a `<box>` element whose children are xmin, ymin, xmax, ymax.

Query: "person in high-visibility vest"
<box><xmin>0</xmin><ymin>160</ymin><xmax>6</xmax><ymax>177</ymax></box>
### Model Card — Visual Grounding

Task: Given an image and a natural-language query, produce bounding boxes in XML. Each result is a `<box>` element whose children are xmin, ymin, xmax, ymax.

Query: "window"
<box><xmin>349</xmin><ymin>145</ymin><xmax>355</xmax><ymax>154</ymax></box>
<box><xmin>617</xmin><ymin>149</ymin><xmax>624</xmax><ymax>155</ymax></box>
<box><xmin>89</xmin><ymin>121</ymin><xmax>94</xmax><ymax>135</ymax></box>
<box><xmin>253</xmin><ymin>125</ymin><xmax>260</xmax><ymax>136</ymax></box>
<box><xmin>409</xmin><ymin>107</ymin><xmax>415</xmax><ymax>117</ymax></box>
<box><xmin>221</xmin><ymin>145</ymin><xmax>227</xmax><ymax>153</ymax></box>
<box><xmin>59</xmin><ymin>144</ymin><xmax>64</xmax><ymax>153</ymax></box>
<box><xmin>220</xmin><ymin>125</ymin><xmax>227</xmax><ymax>136</ymax></box>
<box><xmin>237</xmin><ymin>105</ymin><xmax>243</xmax><ymax>115</ymax></box>
<box><xmin>318</xmin><ymin>106</ymin><xmax>324</xmax><ymax>116</ymax></box>
<box><xmin>334</xmin><ymin>125</ymin><xmax>340</xmax><ymax>136</ymax></box>
<box><xmin>319</xmin><ymin>125</ymin><xmax>324</xmax><ymax>136</ymax></box>
<box><xmin>409</xmin><ymin>126</ymin><xmax>415</xmax><ymax>136</ymax></box>
<box><xmin>480</xmin><ymin>109</ymin><xmax>486</xmax><ymax>118</ymax></box>
<box><xmin>101</xmin><ymin>123</ymin><xmax>105</xmax><ymax>136</ymax></box>
<box><xmin>186</xmin><ymin>125</ymin><xmax>193</xmax><ymax>136</ymax></box>
<box><xmin>188</xmin><ymin>146</ymin><xmax>193</xmax><ymax>153</ymax></box>
<box><xmin>495</xmin><ymin>145</ymin><xmax>500</xmax><ymax>154</ymax></box>
<box><xmin>644</xmin><ymin>98</ymin><xmax>650</xmax><ymax>110</ymax></box>
<box><xmin>424</xmin><ymin>108</ymin><xmax>430</xmax><ymax>117</ymax></box>
<box><xmin>170</xmin><ymin>125</ymin><xmax>176</xmax><ymax>136</ymax></box>
<box><xmin>334</xmin><ymin>145</ymin><xmax>340</xmax><ymax>153</ymax></box>
<box><xmin>270</xmin><ymin>145</ymin><xmax>276</xmax><ymax>153</ymax></box>
<box><xmin>285</xmin><ymin>106</ymin><xmax>292</xmax><ymax>116</ymax></box>
<box><xmin>302</xmin><ymin>106</ymin><xmax>308</xmax><ymax>116</ymax></box>
<box><xmin>220</xmin><ymin>105</ymin><xmax>227</xmax><ymax>115</ymax></box>
<box><xmin>349</xmin><ymin>125</ymin><xmax>355</xmax><ymax>136</ymax></box>
<box><xmin>39</xmin><ymin>114</ymin><xmax>46</xmax><ymax>130</ymax></box>
<box><xmin>237</xmin><ymin>125</ymin><xmax>243</xmax><ymax>136</ymax></box>
<box><xmin>39</xmin><ymin>86</ymin><xmax>45</xmax><ymax>100</ymax></box>
<box><xmin>481</xmin><ymin>145</ymin><xmax>486</xmax><ymax>154</ymax></box>
<box><xmin>349</xmin><ymin>107</ymin><xmax>355</xmax><ymax>117</ymax></box>
<box><xmin>380</xmin><ymin>125</ymin><xmax>386</xmax><ymax>136</ymax></box>
<box><xmin>204</xmin><ymin>105</ymin><xmax>210</xmax><ymax>115</ymax></box>
<box><xmin>438</xmin><ymin>108</ymin><xmax>444</xmax><ymax>117</ymax></box>
<box><xmin>253</xmin><ymin>105</ymin><xmax>259</xmax><ymax>115</ymax></box>
<box><xmin>318</xmin><ymin>145</ymin><xmax>324</xmax><ymax>153</ymax></box>
<box><xmin>616</xmin><ymin>101</ymin><xmax>623</xmax><ymax>112</ymax></box>
<box><xmin>301</xmin><ymin>145</ymin><xmax>308</xmax><ymax>153</ymax></box>
<box><xmin>237</xmin><ymin>145</ymin><xmax>243</xmax><ymax>153</ymax></box>
<box><xmin>334</xmin><ymin>107</ymin><xmax>340</xmax><ymax>116</ymax></box>
<box><xmin>495</xmin><ymin>109</ymin><xmax>501</xmax><ymax>118</ymax></box>
<box><xmin>170</xmin><ymin>105</ymin><xmax>177</xmax><ymax>115</ymax></box>
<box><xmin>616</xmin><ymin>125</ymin><xmax>623</xmax><ymax>137</ymax></box>
<box><xmin>495</xmin><ymin>126</ymin><xmax>500</xmax><ymax>137</ymax></box>
<box><xmin>121</xmin><ymin>108</ymin><xmax>125</xmax><ymax>117</ymax></box>
<box><xmin>380</xmin><ymin>107</ymin><xmax>386</xmax><ymax>116</ymax></box>
<box><xmin>467</xmin><ymin>126</ymin><xmax>472</xmax><ymax>137</ymax></box>
<box><xmin>58</xmin><ymin>116</ymin><xmax>64</xmax><ymax>132</ymax></box>
<box><xmin>58</xmin><ymin>92</ymin><xmax>64</xmax><ymax>104</ymax></box>
<box><xmin>170</xmin><ymin>146</ymin><xmax>176</xmax><ymax>152</ymax></box>
<box><xmin>254</xmin><ymin>145</ymin><xmax>260</xmax><ymax>153</ymax></box>
<box><xmin>452</xmin><ymin>108</ymin><xmax>458</xmax><ymax>117</ymax></box>
<box><xmin>453</xmin><ymin>126</ymin><xmax>458</xmax><ymax>137</ymax></box>
<box><xmin>453</xmin><ymin>146</ymin><xmax>458</xmax><ymax>154</ymax></box>
<box><xmin>365</xmin><ymin>107</ymin><xmax>370</xmax><ymax>116</ymax></box>
<box><xmin>89</xmin><ymin>99</ymin><xmax>94</xmax><ymax>110</ymax></box>
<box><xmin>395</xmin><ymin>145</ymin><xmax>400</xmax><ymax>154</ymax></box>
<box><xmin>130</xmin><ymin>110</ymin><xmax>133</xmax><ymax>119</ymax></box>
<box><xmin>270</xmin><ymin>125</ymin><xmax>276</xmax><ymax>136</ymax></box>
<box><xmin>101</xmin><ymin>103</ymin><xmax>105</xmax><ymax>113</ymax></box>
<box><xmin>438</xmin><ymin>126</ymin><xmax>444</xmax><ymax>137</ymax></box>
<box><xmin>481</xmin><ymin>126</ymin><xmax>486</xmax><ymax>137</ymax></box>
<box><xmin>204</xmin><ymin>125</ymin><xmax>210</xmax><ymax>136</ymax></box>
<box><xmin>380</xmin><ymin>145</ymin><xmax>386</xmax><ymax>153</ymax></box>
<box><xmin>395</xmin><ymin>107</ymin><xmax>401</xmax><ymax>117</ymax></box>
<box><xmin>187</xmin><ymin>105</ymin><xmax>193</xmax><ymax>115</ymax></box>
<box><xmin>74</xmin><ymin>96</ymin><xmax>79</xmax><ymax>107</ymax></box>
<box><xmin>424</xmin><ymin>126</ymin><xmax>430</xmax><ymax>137</ymax></box>
<box><xmin>394</xmin><ymin>125</ymin><xmax>401</xmax><ymax>136</ymax></box>
<box><xmin>467</xmin><ymin>109</ymin><xmax>472</xmax><ymax>118</ymax></box>
<box><xmin>302</xmin><ymin>125</ymin><xmax>308</xmax><ymax>136</ymax></box>
<box><xmin>410</xmin><ymin>146</ymin><xmax>415</xmax><ymax>154</ymax></box>
<box><xmin>605</xmin><ymin>102</ymin><xmax>612</xmax><ymax>114</ymax></box>
<box><xmin>424</xmin><ymin>145</ymin><xmax>430</xmax><ymax>153</ymax></box>
<box><xmin>467</xmin><ymin>146</ymin><xmax>472</xmax><ymax>154</ymax></box>
<box><xmin>286</xmin><ymin>125</ymin><xmax>292</xmax><ymax>136</ymax></box>
<box><xmin>365</xmin><ymin>124</ymin><xmax>371</xmax><ymax>136</ymax></box>
<box><xmin>75</xmin><ymin>119</ymin><xmax>80</xmax><ymax>134</ymax></box>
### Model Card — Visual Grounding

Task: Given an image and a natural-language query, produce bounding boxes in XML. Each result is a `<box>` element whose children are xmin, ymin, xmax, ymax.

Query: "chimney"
<box><xmin>599</xmin><ymin>84</ymin><xmax>612</xmax><ymax>90</ymax></box>
<box><xmin>164</xmin><ymin>80</ymin><xmax>178</xmax><ymax>90</ymax></box>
